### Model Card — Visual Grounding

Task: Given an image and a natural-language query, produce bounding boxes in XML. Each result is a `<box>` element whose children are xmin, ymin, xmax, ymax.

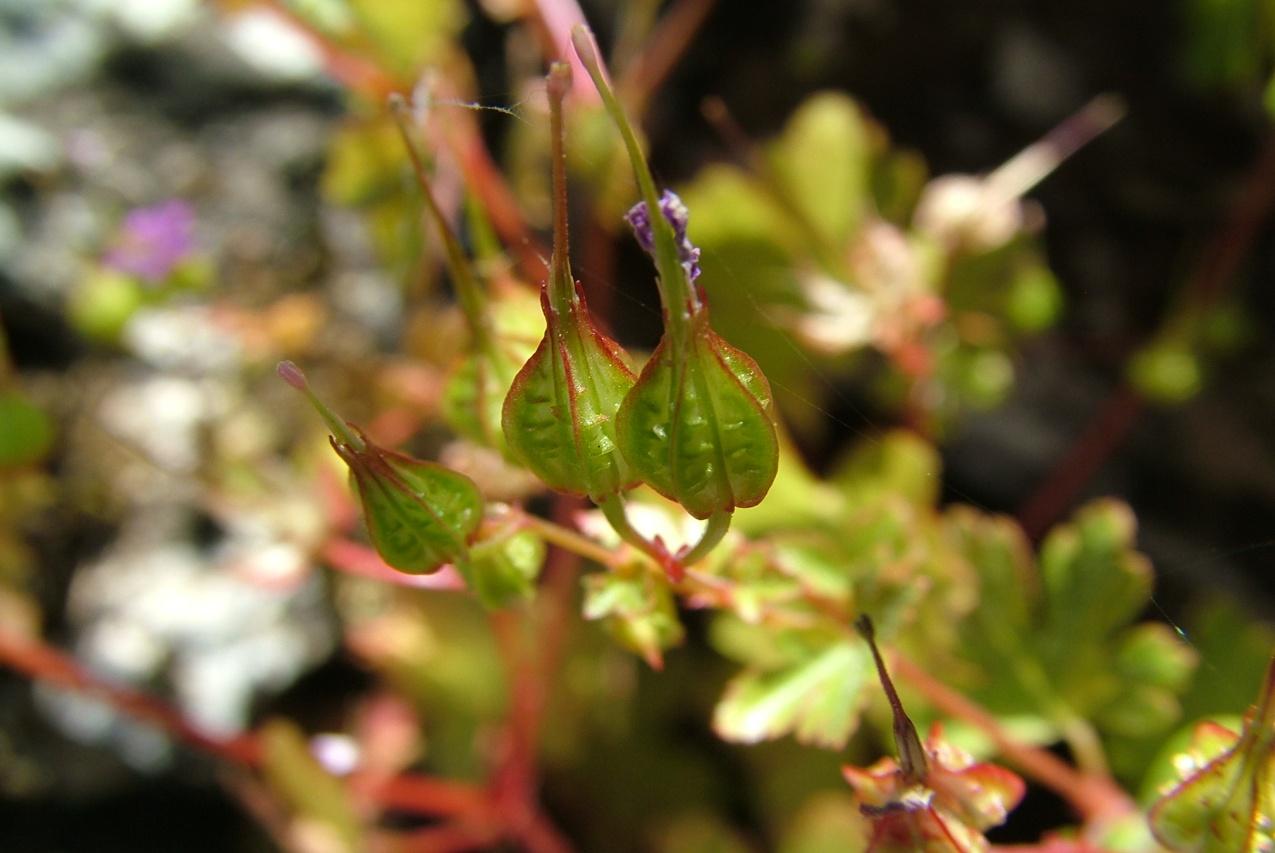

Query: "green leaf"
<box><xmin>1039</xmin><ymin>500</ymin><xmax>1152</xmax><ymax>663</ymax></box>
<box><xmin>712</xmin><ymin>638</ymin><xmax>872</xmax><ymax>748</ymax></box>
<box><xmin>582</xmin><ymin>571</ymin><xmax>684</xmax><ymax>669</ymax></box>
<box><xmin>767</xmin><ymin>93</ymin><xmax>875</xmax><ymax>250</ymax></box>
<box><xmin>462</xmin><ymin>522</ymin><xmax>545</xmax><ymax>609</ymax></box>
<box><xmin>947</xmin><ymin>500</ymin><xmax>1198</xmax><ymax>775</ymax></box>
<box><xmin>345</xmin><ymin>0</ymin><xmax>465</xmax><ymax>76</ymax></box>
<box><xmin>443</xmin><ymin>347</ymin><xmax>519</xmax><ymax>451</ymax></box>
<box><xmin>0</xmin><ymin>390</ymin><xmax>54</xmax><ymax>468</ymax></box>
<box><xmin>260</xmin><ymin>718</ymin><xmax>362</xmax><ymax>850</ymax></box>
<box><xmin>1149</xmin><ymin>658</ymin><xmax>1275</xmax><ymax>852</ymax></box>
<box><xmin>617</xmin><ymin>320</ymin><xmax>779</xmax><ymax>519</ymax></box>
<box><xmin>829</xmin><ymin>429</ymin><xmax>942</xmax><ymax>507</ymax></box>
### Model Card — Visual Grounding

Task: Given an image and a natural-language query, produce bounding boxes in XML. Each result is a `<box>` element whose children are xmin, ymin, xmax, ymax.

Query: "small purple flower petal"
<box><xmin>625</xmin><ymin>189</ymin><xmax>701</xmax><ymax>282</ymax></box>
<box><xmin>103</xmin><ymin>199</ymin><xmax>197</xmax><ymax>283</ymax></box>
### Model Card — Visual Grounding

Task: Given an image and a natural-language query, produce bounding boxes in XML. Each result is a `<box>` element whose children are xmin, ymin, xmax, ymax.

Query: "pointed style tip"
<box><xmin>277</xmin><ymin>360</ymin><xmax>308</xmax><ymax>391</ymax></box>
<box><xmin>854</xmin><ymin>613</ymin><xmax>875</xmax><ymax>642</ymax></box>
<box><xmin>547</xmin><ymin>62</ymin><xmax>572</xmax><ymax>100</ymax></box>
<box><xmin>570</xmin><ymin>25</ymin><xmax>597</xmax><ymax>67</ymax></box>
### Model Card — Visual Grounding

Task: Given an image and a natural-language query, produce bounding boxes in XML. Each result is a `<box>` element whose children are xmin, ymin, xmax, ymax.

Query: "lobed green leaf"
<box><xmin>713</xmin><ymin>638</ymin><xmax>872</xmax><ymax>749</ymax></box>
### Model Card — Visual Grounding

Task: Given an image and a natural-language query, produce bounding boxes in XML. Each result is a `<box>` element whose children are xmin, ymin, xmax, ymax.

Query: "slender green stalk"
<box><xmin>597</xmin><ymin>493</ymin><xmax>670</xmax><ymax>569</ymax></box>
<box><xmin>545</xmin><ymin>63</ymin><xmax>577</xmax><ymax>319</ymax></box>
<box><xmin>677</xmin><ymin>509</ymin><xmax>731</xmax><ymax>566</ymax></box>
<box><xmin>389</xmin><ymin>94</ymin><xmax>499</xmax><ymax>358</ymax></box>
<box><xmin>571</xmin><ymin>26</ymin><xmax>700</xmax><ymax>342</ymax></box>
<box><xmin>277</xmin><ymin>361</ymin><xmax>365</xmax><ymax>451</ymax></box>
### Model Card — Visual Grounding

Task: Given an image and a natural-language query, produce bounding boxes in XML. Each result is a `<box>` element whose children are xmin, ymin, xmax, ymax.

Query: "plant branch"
<box><xmin>617</xmin><ymin>0</ymin><xmax>718</xmax><ymax>117</ymax></box>
<box><xmin>1018</xmin><ymin>132</ymin><xmax>1275</xmax><ymax>539</ymax></box>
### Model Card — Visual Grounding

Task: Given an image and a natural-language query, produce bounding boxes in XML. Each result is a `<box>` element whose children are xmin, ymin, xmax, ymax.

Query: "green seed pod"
<box><xmin>501</xmin><ymin>63</ymin><xmax>637</xmax><ymax>501</ymax></box>
<box><xmin>279</xmin><ymin>361</ymin><xmax>482</xmax><ymax>574</ymax></box>
<box><xmin>616</xmin><ymin>317</ymin><xmax>778</xmax><ymax>519</ymax></box>
<box><xmin>573</xmin><ymin>27</ymin><xmax>779</xmax><ymax>520</ymax></box>
<box><xmin>331</xmin><ymin>437</ymin><xmax>482</xmax><ymax>574</ymax></box>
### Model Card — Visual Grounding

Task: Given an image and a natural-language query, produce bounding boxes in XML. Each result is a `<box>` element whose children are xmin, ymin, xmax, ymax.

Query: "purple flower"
<box><xmin>103</xmin><ymin>200</ymin><xmax>197</xmax><ymax>283</ymax></box>
<box><xmin>625</xmin><ymin>190</ymin><xmax>701</xmax><ymax>283</ymax></box>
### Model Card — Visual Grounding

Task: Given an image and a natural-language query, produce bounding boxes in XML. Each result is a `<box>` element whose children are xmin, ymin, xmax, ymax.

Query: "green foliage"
<box><xmin>65</xmin><ymin>10</ymin><xmax>1269</xmax><ymax>851</ymax></box>
<box><xmin>713</xmin><ymin>633</ymin><xmax>872</xmax><ymax>748</ymax></box>
<box><xmin>947</xmin><ymin>501</ymin><xmax>1198</xmax><ymax>777</ymax></box>
<box><xmin>1149</xmin><ymin>658</ymin><xmax>1275</xmax><ymax>852</ymax></box>
<box><xmin>462</xmin><ymin>520</ymin><xmax>545</xmax><ymax>608</ymax></box>
<box><xmin>679</xmin><ymin>91</ymin><xmax>1062</xmax><ymax>433</ymax></box>
<box><xmin>0</xmin><ymin>389</ymin><xmax>53</xmax><ymax>468</ymax></box>
<box><xmin>1129</xmin><ymin>340</ymin><xmax>1204</xmax><ymax>404</ymax></box>
<box><xmin>260</xmin><ymin>718</ymin><xmax>363</xmax><ymax>849</ymax></box>
<box><xmin>583</xmin><ymin>570</ymin><xmax>684</xmax><ymax>669</ymax></box>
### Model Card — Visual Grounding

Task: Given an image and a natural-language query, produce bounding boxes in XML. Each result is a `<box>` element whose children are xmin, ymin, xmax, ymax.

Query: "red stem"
<box><xmin>618</xmin><ymin>0</ymin><xmax>718</xmax><ymax>117</ymax></box>
<box><xmin>1017</xmin><ymin>131</ymin><xmax>1275</xmax><ymax>539</ymax></box>
<box><xmin>0</xmin><ymin>631</ymin><xmax>261</xmax><ymax>765</ymax></box>
<box><xmin>0</xmin><ymin>630</ymin><xmax>492</xmax><ymax>819</ymax></box>
<box><xmin>1017</xmin><ymin>385</ymin><xmax>1143</xmax><ymax>541</ymax></box>
<box><xmin>486</xmin><ymin>495</ymin><xmax>584</xmax><ymax>853</ymax></box>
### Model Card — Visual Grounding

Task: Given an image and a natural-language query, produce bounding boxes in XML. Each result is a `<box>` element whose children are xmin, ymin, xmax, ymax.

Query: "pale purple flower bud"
<box><xmin>625</xmin><ymin>189</ymin><xmax>701</xmax><ymax>282</ymax></box>
<box><xmin>103</xmin><ymin>199</ymin><xmax>197</xmax><ymax>283</ymax></box>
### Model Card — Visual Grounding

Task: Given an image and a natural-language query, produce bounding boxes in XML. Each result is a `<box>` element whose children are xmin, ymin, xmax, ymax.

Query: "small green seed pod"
<box><xmin>279</xmin><ymin>361</ymin><xmax>482</xmax><ymax>574</ymax></box>
<box><xmin>501</xmin><ymin>62</ymin><xmax>637</xmax><ymax>501</ymax></box>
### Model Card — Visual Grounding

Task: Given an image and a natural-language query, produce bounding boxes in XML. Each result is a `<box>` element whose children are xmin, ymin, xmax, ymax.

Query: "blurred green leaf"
<box><xmin>947</xmin><ymin>500</ymin><xmax>1198</xmax><ymax>775</ymax></box>
<box><xmin>1149</xmin><ymin>659</ymin><xmax>1275</xmax><ymax>852</ymax></box>
<box><xmin>346</xmin><ymin>0</ymin><xmax>465</xmax><ymax>76</ymax></box>
<box><xmin>443</xmin><ymin>348</ymin><xmax>518</xmax><ymax>451</ymax></box>
<box><xmin>583</xmin><ymin>571</ymin><xmax>684</xmax><ymax>669</ymax></box>
<box><xmin>768</xmin><ymin>93</ymin><xmax>875</xmax><ymax>251</ymax></box>
<box><xmin>463</xmin><ymin>523</ymin><xmax>545</xmax><ymax>609</ymax></box>
<box><xmin>0</xmin><ymin>390</ymin><xmax>53</xmax><ymax>468</ymax></box>
<box><xmin>713</xmin><ymin>636</ymin><xmax>871</xmax><ymax>748</ymax></box>
<box><xmin>829</xmin><ymin>429</ymin><xmax>942</xmax><ymax>507</ymax></box>
<box><xmin>1006</xmin><ymin>264</ymin><xmax>1064</xmax><ymax>333</ymax></box>
<box><xmin>67</xmin><ymin>269</ymin><xmax>144</xmax><ymax>344</ymax></box>
<box><xmin>260</xmin><ymin>718</ymin><xmax>362</xmax><ymax>850</ymax></box>
<box><xmin>1128</xmin><ymin>341</ymin><xmax>1204</xmax><ymax>404</ymax></box>
<box><xmin>1180</xmin><ymin>599</ymin><xmax>1275</xmax><ymax>722</ymax></box>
